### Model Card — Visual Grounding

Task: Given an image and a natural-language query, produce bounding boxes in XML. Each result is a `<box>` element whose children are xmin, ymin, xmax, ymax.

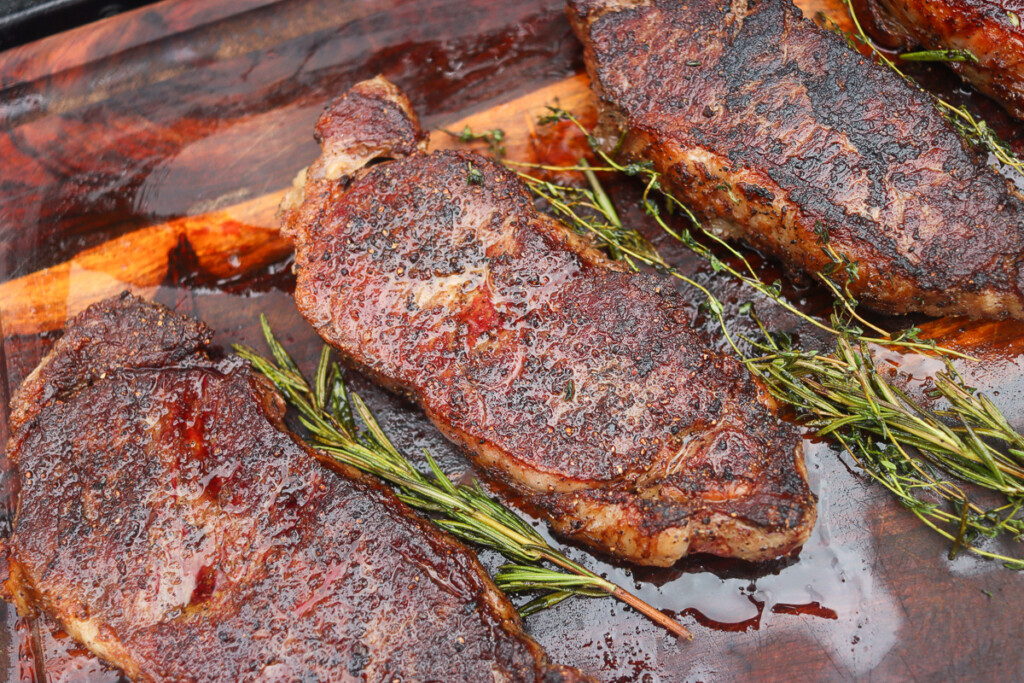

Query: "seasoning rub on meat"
<box><xmin>281</xmin><ymin>77</ymin><xmax>816</xmax><ymax>567</ymax></box>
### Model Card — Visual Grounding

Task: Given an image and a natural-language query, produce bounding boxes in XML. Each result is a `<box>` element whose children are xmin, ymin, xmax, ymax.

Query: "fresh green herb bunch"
<box><xmin>234</xmin><ymin>319</ymin><xmax>691</xmax><ymax>637</ymax></box>
<box><xmin>504</xmin><ymin>107</ymin><xmax>1024</xmax><ymax>568</ymax></box>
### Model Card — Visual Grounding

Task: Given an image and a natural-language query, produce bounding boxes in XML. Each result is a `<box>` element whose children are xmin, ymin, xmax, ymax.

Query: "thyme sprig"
<box><xmin>513</xmin><ymin>110</ymin><xmax>962</xmax><ymax>356</ymax></box>
<box><xmin>443</xmin><ymin>124</ymin><xmax>506</xmax><ymax>157</ymax></box>
<box><xmin>506</xmin><ymin>110</ymin><xmax>1024</xmax><ymax>568</ymax></box>
<box><xmin>234</xmin><ymin>319</ymin><xmax>691</xmax><ymax>638</ymax></box>
<box><xmin>832</xmin><ymin>0</ymin><xmax>1024</xmax><ymax>177</ymax></box>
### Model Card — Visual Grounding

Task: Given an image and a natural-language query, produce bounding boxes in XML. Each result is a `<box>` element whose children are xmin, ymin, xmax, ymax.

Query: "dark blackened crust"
<box><xmin>283</xmin><ymin>78</ymin><xmax>816</xmax><ymax>566</ymax></box>
<box><xmin>5</xmin><ymin>294</ymin><xmax>589</xmax><ymax>682</ymax></box>
<box><xmin>568</xmin><ymin>0</ymin><xmax>1024</xmax><ymax>320</ymax></box>
<box><xmin>855</xmin><ymin>0</ymin><xmax>1024</xmax><ymax>121</ymax></box>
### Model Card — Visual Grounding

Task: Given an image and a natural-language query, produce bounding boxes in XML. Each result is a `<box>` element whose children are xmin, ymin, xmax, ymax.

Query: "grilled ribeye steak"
<box><xmin>853</xmin><ymin>0</ymin><xmax>1024</xmax><ymax>120</ymax></box>
<box><xmin>567</xmin><ymin>0</ymin><xmax>1024</xmax><ymax>319</ymax></box>
<box><xmin>1</xmin><ymin>293</ymin><xmax>586</xmax><ymax>682</ymax></box>
<box><xmin>280</xmin><ymin>77</ymin><xmax>815</xmax><ymax>567</ymax></box>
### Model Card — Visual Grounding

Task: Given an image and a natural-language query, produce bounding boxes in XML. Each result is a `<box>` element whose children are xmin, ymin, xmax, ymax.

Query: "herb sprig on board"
<box><xmin>499</xmin><ymin>109</ymin><xmax>1024</xmax><ymax>568</ymax></box>
<box><xmin>443</xmin><ymin>125</ymin><xmax>507</xmax><ymax>157</ymax></box>
<box><xmin>826</xmin><ymin>0</ymin><xmax>1024</xmax><ymax>178</ymax></box>
<box><xmin>234</xmin><ymin>319</ymin><xmax>692</xmax><ymax>638</ymax></box>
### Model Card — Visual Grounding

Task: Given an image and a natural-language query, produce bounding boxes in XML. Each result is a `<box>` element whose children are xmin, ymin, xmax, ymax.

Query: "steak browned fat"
<box><xmin>1</xmin><ymin>293</ymin><xmax>587</xmax><ymax>683</ymax></box>
<box><xmin>280</xmin><ymin>77</ymin><xmax>816</xmax><ymax>567</ymax></box>
<box><xmin>568</xmin><ymin>0</ymin><xmax>1024</xmax><ymax>320</ymax></box>
<box><xmin>853</xmin><ymin>0</ymin><xmax>1024</xmax><ymax>121</ymax></box>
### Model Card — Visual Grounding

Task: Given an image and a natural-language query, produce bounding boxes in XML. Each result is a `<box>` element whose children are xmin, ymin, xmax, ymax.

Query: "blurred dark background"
<box><xmin>0</xmin><ymin>0</ymin><xmax>157</xmax><ymax>50</ymax></box>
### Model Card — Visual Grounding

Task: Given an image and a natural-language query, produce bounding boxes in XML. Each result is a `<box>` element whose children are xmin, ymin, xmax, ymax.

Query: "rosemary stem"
<box><xmin>612</xmin><ymin>586</ymin><xmax>693</xmax><ymax>640</ymax></box>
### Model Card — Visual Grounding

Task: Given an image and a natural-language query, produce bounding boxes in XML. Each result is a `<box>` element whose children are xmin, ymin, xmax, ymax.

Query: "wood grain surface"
<box><xmin>2</xmin><ymin>0</ymin><xmax>1023</xmax><ymax>681</ymax></box>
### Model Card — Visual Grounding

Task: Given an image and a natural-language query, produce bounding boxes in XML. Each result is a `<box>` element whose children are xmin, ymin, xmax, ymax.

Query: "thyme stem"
<box><xmin>833</xmin><ymin>0</ymin><xmax>1024</xmax><ymax>178</ymax></box>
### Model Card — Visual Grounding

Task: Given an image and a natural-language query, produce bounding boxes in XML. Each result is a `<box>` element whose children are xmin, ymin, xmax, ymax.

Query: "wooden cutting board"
<box><xmin>2</xmin><ymin>0</ymin><xmax>1023</xmax><ymax>680</ymax></box>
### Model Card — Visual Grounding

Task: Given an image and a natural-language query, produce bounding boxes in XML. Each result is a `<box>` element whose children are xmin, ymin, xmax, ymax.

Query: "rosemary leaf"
<box><xmin>899</xmin><ymin>49</ymin><xmax>978</xmax><ymax>64</ymax></box>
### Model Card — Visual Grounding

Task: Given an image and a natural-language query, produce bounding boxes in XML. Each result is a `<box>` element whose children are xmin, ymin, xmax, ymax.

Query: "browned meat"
<box><xmin>567</xmin><ymin>0</ymin><xmax>1024</xmax><ymax>319</ymax></box>
<box><xmin>1</xmin><ymin>293</ymin><xmax>587</xmax><ymax>682</ymax></box>
<box><xmin>280</xmin><ymin>77</ymin><xmax>816</xmax><ymax>567</ymax></box>
<box><xmin>854</xmin><ymin>0</ymin><xmax>1024</xmax><ymax>120</ymax></box>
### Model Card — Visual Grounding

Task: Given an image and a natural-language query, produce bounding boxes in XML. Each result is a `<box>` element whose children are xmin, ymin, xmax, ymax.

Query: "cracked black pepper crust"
<box><xmin>568</xmin><ymin>0</ymin><xmax>1024</xmax><ymax>320</ymax></box>
<box><xmin>281</xmin><ymin>78</ymin><xmax>816</xmax><ymax>566</ymax></box>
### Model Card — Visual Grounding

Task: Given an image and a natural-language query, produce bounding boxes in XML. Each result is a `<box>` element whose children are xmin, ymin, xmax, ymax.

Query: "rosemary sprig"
<box><xmin>748</xmin><ymin>336</ymin><xmax>1024</xmax><ymax>567</ymax></box>
<box><xmin>505</xmin><ymin>110</ymin><xmax>1024</xmax><ymax>568</ymax></box>
<box><xmin>234</xmin><ymin>318</ymin><xmax>691</xmax><ymax>638</ymax></box>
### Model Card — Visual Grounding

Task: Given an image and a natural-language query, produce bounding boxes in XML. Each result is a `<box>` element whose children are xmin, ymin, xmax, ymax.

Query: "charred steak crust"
<box><xmin>568</xmin><ymin>0</ymin><xmax>1024</xmax><ymax>320</ymax></box>
<box><xmin>281</xmin><ymin>78</ymin><xmax>816</xmax><ymax>567</ymax></box>
<box><xmin>3</xmin><ymin>293</ymin><xmax>587</xmax><ymax>683</ymax></box>
<box><xmin>854</xmin><ymin>0</ymin><xmax>1024</xmax><ymax>121</ymax></box>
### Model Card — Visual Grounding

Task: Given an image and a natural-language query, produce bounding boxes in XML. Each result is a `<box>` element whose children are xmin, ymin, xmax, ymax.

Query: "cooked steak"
<box><xmin>567</xmin><ymin>0</ymin><xmax>1024</xmax><ymax>319</ymax></box>
<box><xmin>853</xmin><ymin>0</ymin><xmax>1024</xmax><ymax>120</ymax></box>
<box><xmin>280</xmin><ymin>77</ymin><xmax>816</xmax><ymax>567</ymax></box>
<box><xmin>1</xmin><ymin>293</ymin><xmax>587</xmax><ymax>682</ymax></box>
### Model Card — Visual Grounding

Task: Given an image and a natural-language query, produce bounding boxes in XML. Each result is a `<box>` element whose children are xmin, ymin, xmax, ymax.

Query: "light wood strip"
<box><xmin>0</xmin><ymin>74</ymin><xmax>595</xmax><ymax>336</ymax></box>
